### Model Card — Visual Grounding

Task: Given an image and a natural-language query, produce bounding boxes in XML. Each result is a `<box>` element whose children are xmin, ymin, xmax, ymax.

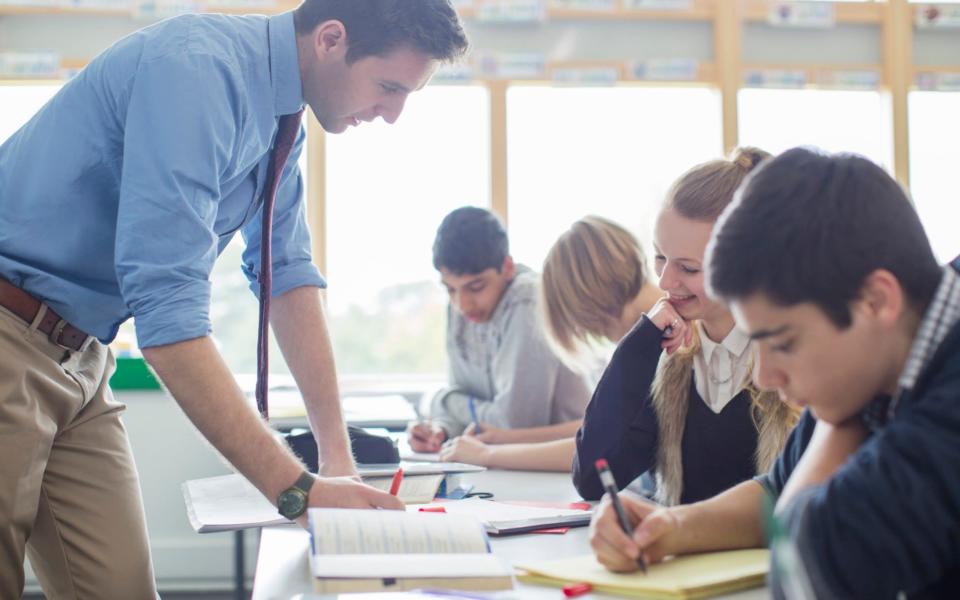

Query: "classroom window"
<box><xmin>207</xmin><ymin>146</ymin><xmax>311</xmax><ymax>377</ymax></box>
<box><xmin>506</xmin><ymin>86</ymin><xmax>723</xmax><ymax>271</ymax></box>
<box><xmin>324</xmin><ymin>85</ymin><xmax>491</xmax><ymax>377</ymax></box>
<box><xmin>738</xmin><ymin>88</ymin><xmax>893</xmax><ymax>171</ymax></box>
<box><xmin>908</xmin><ymin>91</ymin><xmax>960</xmax><ymax>264</ymax></box>
<box><xmin>0</xmin><ymin>83</ymin><xmax>60</xmax><ymax>142</ymax></box>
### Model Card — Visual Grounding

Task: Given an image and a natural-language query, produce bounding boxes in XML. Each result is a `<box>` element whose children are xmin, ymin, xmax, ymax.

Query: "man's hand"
<box><xmin>294</xmin><ymin>475</ymin><xmax>405</xmax><ymax>527</ymax></box>
<box><xmin>318</xmin><ymin>455</ymin><xmax>358</xmax><ymax>478</ymax></box>
<box><xmin>439</xmin><ymin>434</ymin><xmax>492</xmax><ymax>466</ymax></box>
<box><xmin>407</xmin><ymin>420</ymin><xmax>447</xmax><ymax>452</ymax></box>
<box><xmin>590</xmin><ymin>493</ymin><xmax>680</xmax><ymax>572</ymax></box>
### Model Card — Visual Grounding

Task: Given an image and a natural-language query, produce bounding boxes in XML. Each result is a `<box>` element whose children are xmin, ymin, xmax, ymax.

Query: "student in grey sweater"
<box><xmin>408</xmin><ymin>207</ymin><xmax>591</xmax><ymax>452</ymax></box>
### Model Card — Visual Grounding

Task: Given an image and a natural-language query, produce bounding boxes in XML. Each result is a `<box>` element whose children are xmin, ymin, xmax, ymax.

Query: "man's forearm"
<box><xmin>271</xmin><ymin>286</ymin><xmax>355</xmax><ymax>475</ymax></box>
<box><xmin>669</xmin><ymin>480</ymin><xmax>767</xmax><ymax>555</ymax></box>
<box><xmin>143</xmin><ymin>336</ymin><xmax>304</xmax><ymax>503</ymax></box>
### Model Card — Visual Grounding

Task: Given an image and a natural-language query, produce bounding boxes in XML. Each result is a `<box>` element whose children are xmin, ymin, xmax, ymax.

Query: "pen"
<box><xmin>389</xmin><ymin>467</ymin><xmax>404</xmax><ymax>496</ymax></box>
<box><xmin>467</xmin><ymin>396</ymin><xmax>483</xmax><ymax>434</ymax></box>
<box><xmin>595</xmin><ymin>458</ymin><xmax>647</xmax><ymax>573</ymax></box>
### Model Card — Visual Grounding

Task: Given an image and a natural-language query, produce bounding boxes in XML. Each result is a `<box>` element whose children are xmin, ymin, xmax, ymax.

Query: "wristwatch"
<box><xmin>277</xmin><ymin>471</ymin><xmax>316</xmax><ymax>520</ymax></box>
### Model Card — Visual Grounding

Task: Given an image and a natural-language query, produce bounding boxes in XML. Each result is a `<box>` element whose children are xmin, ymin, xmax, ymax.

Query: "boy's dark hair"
<box><xmin>293</xmin><ymin>0</ymin><xmax>468</xmax><ymax>64</ymax></box>
<box><xmin>708</xmin><ymin>147</ymin><xmax>941</xmax><ymax>328</ymax></box>
<box><xmin>433</xmin><ymin>207</ymin><xmax>509</xmax><ymax>275</ymax></box>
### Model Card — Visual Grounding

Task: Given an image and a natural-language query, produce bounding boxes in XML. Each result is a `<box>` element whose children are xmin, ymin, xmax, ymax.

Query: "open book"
<box><xmin>308</xmin><ymin>508</ymin><xmax>514</xmax><ymax>593</ymax></box>
<box><xmin>516</xmin><ymin>549</ymin><xmax>770</xmax><ymax>599</ymax></box>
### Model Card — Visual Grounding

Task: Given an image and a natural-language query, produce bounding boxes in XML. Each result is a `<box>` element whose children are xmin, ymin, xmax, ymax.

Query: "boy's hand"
<box><xmin>463</xmin><ymin>422</ymin><xmax>509</xmax><ymax>444</ymax></box>
<box><xmin>407</xmin><ymin>420</ymin><xmax>447</xmax><ymax>452</ymax></box>
<box><xmin>590</xmin><ymin>493</ymin><xmax>679</xmax><ymax>572</ymax></box>
<box><xmin>646</xmin><ymin>298</ymin><xmax>693</xmax><ymax>355</ymax></box>
<box><xmin>439</xmin><ymin>434</ymin><xmax>492</xmax><ymax>466</ymax></box>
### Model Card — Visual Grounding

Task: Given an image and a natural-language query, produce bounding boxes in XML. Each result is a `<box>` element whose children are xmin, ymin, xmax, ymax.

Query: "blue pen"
<box><xmin>467</xmin><ymin>396</ymin><xmax>483</xmax><ymax>434</ymax></box>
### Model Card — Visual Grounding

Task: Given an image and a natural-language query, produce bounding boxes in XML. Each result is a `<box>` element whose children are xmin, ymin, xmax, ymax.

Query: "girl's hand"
<box><xmin>439</xmin><ymin>435</ymin><xmax>493</xmax><ymax>466</ymax></box>
<box><xmin>646</xmin><ymin>298</ymin><xmax>693</xmax><ymax>355</ymax></box>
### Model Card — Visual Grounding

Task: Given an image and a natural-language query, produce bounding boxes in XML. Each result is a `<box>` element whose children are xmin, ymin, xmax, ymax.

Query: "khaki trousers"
<box><xmin>0</xmin><ymin>304</ymin><xmax>157</xmax><ymax>599</ymax></box>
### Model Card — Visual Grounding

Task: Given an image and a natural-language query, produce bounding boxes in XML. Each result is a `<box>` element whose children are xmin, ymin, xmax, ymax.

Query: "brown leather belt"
<box><xmin>0</xmin><ymin>279</ymin><xmax>93</xmax><ymax>351</ymax></box>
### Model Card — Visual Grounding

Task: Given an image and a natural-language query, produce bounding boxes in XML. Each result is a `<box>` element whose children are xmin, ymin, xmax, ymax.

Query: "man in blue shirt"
<box><xmin>0</xmin><ymin>1</ymin><xmax>467</xmax><ymax>596</ymax></box>
<box><xmin>587</xmin><ymin>148</ymin><xmax>960</xmax><ymax>599</ymax></box>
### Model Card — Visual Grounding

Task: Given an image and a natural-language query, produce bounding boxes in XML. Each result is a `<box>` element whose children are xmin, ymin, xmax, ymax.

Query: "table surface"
<box><xmin>252</xmin><ymin>469</ymin><xmax>769</xmax><ymax>600</ymax></box>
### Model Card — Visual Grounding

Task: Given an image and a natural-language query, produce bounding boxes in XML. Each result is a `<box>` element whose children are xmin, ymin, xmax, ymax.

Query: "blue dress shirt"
<box><xmin>0</xmin><ymin>11</ymin><xmax>325</xmax><ymax>348</ymax></box>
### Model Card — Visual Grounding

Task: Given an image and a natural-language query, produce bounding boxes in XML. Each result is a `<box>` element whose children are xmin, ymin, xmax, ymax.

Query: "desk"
<box><xmin>252</xmin><ymin>469</ymin><xmax>768</xmax><ymax>600</ymax></box>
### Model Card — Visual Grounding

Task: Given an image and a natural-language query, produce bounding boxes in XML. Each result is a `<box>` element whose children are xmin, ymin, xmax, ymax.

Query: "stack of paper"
<box><xmin>516</xmin><ymin>549</ymin><xmax>770</xmax><ymax>599</ymax></box>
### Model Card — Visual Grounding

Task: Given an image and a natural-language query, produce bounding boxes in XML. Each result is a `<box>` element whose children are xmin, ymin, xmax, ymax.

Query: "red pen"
<box><xmin>389</xmin><ymin>467</ymin><xmax>404</xmax><ymax>496</ymax></box>
<box><xmin>562</xmin><ymin>582</ymin><xmax>592</xmax><ymax>597</ymax></box>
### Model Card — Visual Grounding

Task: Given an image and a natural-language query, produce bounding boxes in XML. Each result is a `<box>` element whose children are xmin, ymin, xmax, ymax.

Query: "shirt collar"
<box><xmin>268</xmin><ymin>11</ymin><xmax>305</xmax><ymax>116</ymax></box>
<box><xmin>698</xmin><ymin>321</ymin><xmax>751</xmax><ymax>363</ymax></box>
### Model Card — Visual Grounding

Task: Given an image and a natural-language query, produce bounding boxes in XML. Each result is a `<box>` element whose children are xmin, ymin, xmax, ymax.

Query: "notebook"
<box><xmin>413</xmin><ymin>498</ymin><xmax>593</xmax><ymax>536</ymax></box>
<box><xmin>515</xmin><ymin>549</ymin><xmax>770</xmax><ymax>599</ymax></box>
<box><xmin>308</xmin><ymin>508</ymin><xmax>514</xmax><ymax>593</ymax></box>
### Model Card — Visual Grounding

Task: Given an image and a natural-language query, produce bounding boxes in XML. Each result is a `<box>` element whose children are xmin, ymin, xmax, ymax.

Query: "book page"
<box><xmin>365</xmin><ymin>474</ymin><xmax>445</xmax><ymax>504</ymax></box>
<box><xmin>308</xmin><ymin>508</ymin><xmax>489</xmax><ymax>555</ymax></box>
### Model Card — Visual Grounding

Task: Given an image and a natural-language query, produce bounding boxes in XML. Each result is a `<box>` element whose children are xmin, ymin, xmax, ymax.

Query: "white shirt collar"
<box><xmin>698</xmin><ymin>321</ymin><xmax>750</xmax><ymax>363</ymax></box>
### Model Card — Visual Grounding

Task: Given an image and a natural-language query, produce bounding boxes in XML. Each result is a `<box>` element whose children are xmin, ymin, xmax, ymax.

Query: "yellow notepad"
<box><xmin>516</xmin><ymin>549</ymin><xmax>769</xmax><ymax>600</ymax></box>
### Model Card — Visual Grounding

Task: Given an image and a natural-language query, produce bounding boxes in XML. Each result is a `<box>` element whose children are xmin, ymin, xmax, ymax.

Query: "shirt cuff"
<box><xmin>246</xmin><ymin>259</ymin><xmax>327</xmax><ymax>299</ymax></box>
<box><xmin>132</xmin><ymin>280</ymin><xmax>212</xmax><ymax>348</ymax></box>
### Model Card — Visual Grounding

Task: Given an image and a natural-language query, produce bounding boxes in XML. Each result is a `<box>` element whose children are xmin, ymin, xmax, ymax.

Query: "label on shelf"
<box><xmin>744</xmin><ymin>68</ymin><xmax>807</xmax><ymax>89</ymax></box>
<box><xmin>625</xmin><ymin>0</ymin><xmax>692</xmax><ymax>10</ymax></box>
<box><xmin>0</xmin><ymin>52</ymin><xmax>61</xmax><ymax>77</ymax></box>
<box><xmin>549</xmin><ymin>0</ymin><xmax>617</xmax><ymax>11</ymax></box>
<box><xmin>915</xmin><ymin>4</ymin><xmax>960</xmax><ymax>28</ymax></box>
<box><xmin>474</xmin><ymin>0</ymin><xmax>547</xmax><ymax>23</ymax></box>
<box><xmin>630</xmin><ymin>57</ymin><xmax>699</xmax><ymax>81</ymax></box>
<box><xmin>551</xmin><ymin>66</ymin><xmax>619</xmax><ymax>85</ymax></box>
<box><xmin>768</xmin><ymin>2</ymin><xmax>835</xmax><ymax>28</ymax></box>
<box><xmin>816</xmin><ymin>69</ymin><xmax>880</xmax><ymax>91</ymax></box>
<box><xmin>132</xmin><ymin>0</ymin><xmax>199</xmax><ymax>18</ymax></box>
<box><xmin>476</xmin><ymin>52</ymin><xmax>546</xmax><ymax>79</ymax></box>
<box><xmin>916</xmin><ymin>71</ymin><xmax>960</xmax><ymax>92</ymax></box>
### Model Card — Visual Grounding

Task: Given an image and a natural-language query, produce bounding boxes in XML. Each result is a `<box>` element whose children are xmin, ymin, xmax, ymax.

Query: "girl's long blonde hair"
<box><xmin>541</xmin><ymin>216</ymin><xmax>649</xmax><ymax>370</ymax></box>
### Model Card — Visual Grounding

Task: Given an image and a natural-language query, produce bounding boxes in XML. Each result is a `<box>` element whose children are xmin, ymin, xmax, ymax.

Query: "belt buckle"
<box><xmin>48</xmin><ymin>319</ymin><xmax>93</xmax><ymax>352</ymax></box>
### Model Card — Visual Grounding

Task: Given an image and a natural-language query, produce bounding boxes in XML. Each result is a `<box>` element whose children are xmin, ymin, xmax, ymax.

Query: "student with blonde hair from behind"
<box><xmin>440</xmin><ymin>216</ymin><xmax>661</xmax><ymax>470</ymax></box>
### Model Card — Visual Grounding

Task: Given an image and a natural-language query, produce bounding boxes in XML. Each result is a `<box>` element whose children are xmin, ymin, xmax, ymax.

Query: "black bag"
<box><xmin>285</xmin><ymin>426</ymin><xmax>400</xmax><ymax>472</ymax></box>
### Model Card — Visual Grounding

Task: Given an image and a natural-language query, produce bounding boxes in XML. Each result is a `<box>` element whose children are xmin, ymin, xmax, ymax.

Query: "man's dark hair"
<box><xmin>433</xmin><ymin>207</ymin><xmax>509</xmax><ymax>275</ymax></box>
<box><xmin>294</xmin><ymin>0</ymin><xmax>468</xmax><ymax>64</ymax></box>
<box><xmin>708</xmin><ymin>147</ymin><xmax>941</xmax><ymax>328</ymax></box>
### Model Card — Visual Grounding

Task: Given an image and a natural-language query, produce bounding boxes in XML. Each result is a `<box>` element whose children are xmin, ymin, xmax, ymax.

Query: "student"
<box><xmin>573</xmin><ymin>148</ymin><xmax>799</xmax><ymax>506</ymax></box>
<box><xmin>439</xmin><ymin>216</ymin><xmax>661</xmax><ymax>470</ymax></box>
<box><xmin>407</xmin><ymin>207</ymin><xmax>592</xmax><ymax>452</ymax></box>
<box><xmin>0</xmin><ymin>2</ymin><xmax>468</xmax><ymax>596</ymax></box>
<box><xmin>589</xmin><ymin>147</ymin><xmax>960</xmax><ymax>598</ymax></box>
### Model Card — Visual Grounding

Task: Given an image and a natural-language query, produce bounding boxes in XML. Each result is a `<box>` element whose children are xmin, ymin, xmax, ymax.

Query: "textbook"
<box><xmin>307</xmin><ymin>508</ymin><xmax>514</xmax><ymax>593</ymax></box>
<box><xmin>515</xmin><ymin>549</ymin><xmax>770</xmax><ymax>599</ymax></box>
<box><xmin>413</xmin><ymin>498</ymin><xmax>593</xmax><ymax>536</ymax></box>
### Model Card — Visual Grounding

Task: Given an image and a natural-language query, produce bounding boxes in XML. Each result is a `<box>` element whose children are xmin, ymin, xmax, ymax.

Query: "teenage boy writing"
<box><xmin>589</xmin><ymin>147</ymin><xmax>960</xmax><ymax>599</ymax></box>
<box><xmin>408</xmin><ymin>207</ymin><xmax>591</xmax><ymax>452</ymax></box>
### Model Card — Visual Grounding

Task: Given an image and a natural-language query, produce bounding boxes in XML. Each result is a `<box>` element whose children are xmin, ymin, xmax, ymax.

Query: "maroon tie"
<box><xmin>256</xmin><ymin>109</ymin><xmax>304</xmax><ymax>419</ymax></box>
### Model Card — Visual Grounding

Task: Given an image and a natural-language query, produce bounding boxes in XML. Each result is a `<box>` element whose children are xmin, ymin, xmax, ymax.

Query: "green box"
<box><xmin>110</xmin><ymin>357</ymin><xmax>162</xmax><ymax>391</ymax></box>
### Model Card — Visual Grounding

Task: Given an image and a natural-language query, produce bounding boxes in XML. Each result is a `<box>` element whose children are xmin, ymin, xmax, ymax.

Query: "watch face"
<box><xmin>278</xmin><ymin>489</ymin><xmax>307</xmax><ymax>519</ymax></box>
